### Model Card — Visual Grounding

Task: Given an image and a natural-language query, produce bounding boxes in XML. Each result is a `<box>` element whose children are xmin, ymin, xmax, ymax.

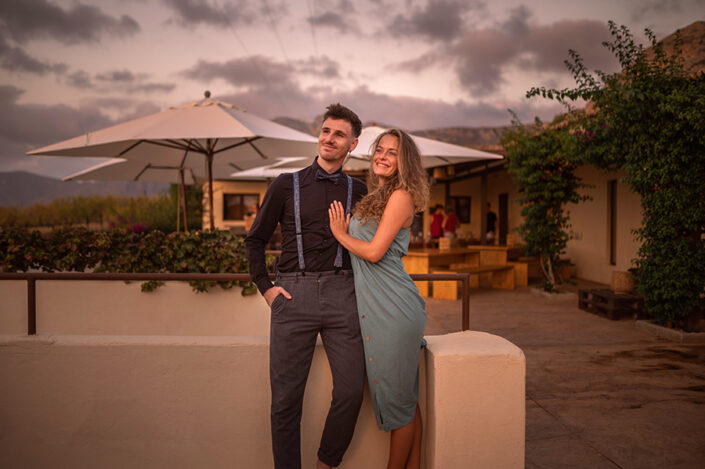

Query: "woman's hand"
<box><xmin>328</xmin><ymin>200</ymin><xmax>350</xmax><ymax>241</ymax></box>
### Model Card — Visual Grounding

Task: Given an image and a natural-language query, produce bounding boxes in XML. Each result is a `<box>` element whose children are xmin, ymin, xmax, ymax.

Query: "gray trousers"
<box><xmin>269</xmin><ymin>270</ymin><xmax>365</xmax><ymax>469</ymax></box>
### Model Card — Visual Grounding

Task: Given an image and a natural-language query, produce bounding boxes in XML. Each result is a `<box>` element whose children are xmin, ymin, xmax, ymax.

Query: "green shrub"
<box><xmin>502</xmin><ymin>116</ymin><xmax>590</xmax><ymax>292</ymax></box>
<box><xmin>527</xmin><ymin>22</ymin><xmax>705</xmax><ymax>327</ymax></box>
<box><xmin>0</xmin><ymin>227</ymin><xmax>255</xmax><ymax>294</ymax></box>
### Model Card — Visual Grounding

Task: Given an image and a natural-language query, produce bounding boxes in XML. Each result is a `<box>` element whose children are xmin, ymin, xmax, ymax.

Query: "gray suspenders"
<box><xmin>292</xmin><ymin>171</ymin><xmax>353</xmax><ymax>271</ymax></box>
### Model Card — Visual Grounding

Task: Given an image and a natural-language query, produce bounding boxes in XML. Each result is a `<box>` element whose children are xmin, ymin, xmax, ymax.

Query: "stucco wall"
<box><xmin>564</xmin><ymin>166</ymin><xmax>642</xmax><ymax>283</ymax></box>
<box><xmin>0</xmin><ymin>331</ymin><xmax>525</xmax><ymax>469</ymax></box>
<box><xmin>440</xmin><ymin>164</ymin><xmax>644</xmax><ymax>284</ymax></box>
<box><xmin>0</xmin><ymin>280</ymin><xmax>27</xmax><ymax>334</ymax></box>
<box><xmin>203</xmin><ymin>180</ymin><xmax>270</xmax><ymax>231</ymax></box>
<box><xmin>447</xmin><ymin>171</ymin><xmax>523</xmax><ymax>242</ymax></box>
<box><xmin>0</xmin><ymin>280</ymin><xmax>270</xmax><ymax>336</ymax></box>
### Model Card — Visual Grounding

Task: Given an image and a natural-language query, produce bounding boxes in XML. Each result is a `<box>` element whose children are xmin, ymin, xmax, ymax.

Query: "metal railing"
<box><xmin>0</xmin><ymin>272</ymin><xmax>471</xmax><ymax>335</ymax></box>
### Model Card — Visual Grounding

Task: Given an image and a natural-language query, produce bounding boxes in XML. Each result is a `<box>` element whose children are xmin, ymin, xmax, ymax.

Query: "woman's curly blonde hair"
<box><xmin>352</xmin><ymin>128</ymin><xmax>429</xmax><ymax>223</ymax></box>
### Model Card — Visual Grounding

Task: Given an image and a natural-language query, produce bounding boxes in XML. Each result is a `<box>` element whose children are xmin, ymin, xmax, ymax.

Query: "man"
<box><xmin>245</xmin><ymin>103</ymin><xmax>367</xmax><ymax>469</ymax></box>
<box><xmin>486</xmin><ymin>202</ymin><xmax>498</xmax><ymax>242</ymax></box>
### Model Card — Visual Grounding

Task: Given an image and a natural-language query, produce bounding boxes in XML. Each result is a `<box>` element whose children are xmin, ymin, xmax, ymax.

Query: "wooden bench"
<box><xmin>432</xmin><ymin>264</ymin><xmax>515</xmax><ymax>300</ymax></box>
<box><xmin>578</xmin><ymin>289</ymin><xmax>645</xmax><ymax>320</ymax></box>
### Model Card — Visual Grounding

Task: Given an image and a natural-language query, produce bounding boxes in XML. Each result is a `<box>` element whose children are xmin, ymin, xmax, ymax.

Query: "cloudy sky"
<box><xmin>0</xmin><ymin>0</ymin><xmax>702</xmax><ymax>178</ymax></box>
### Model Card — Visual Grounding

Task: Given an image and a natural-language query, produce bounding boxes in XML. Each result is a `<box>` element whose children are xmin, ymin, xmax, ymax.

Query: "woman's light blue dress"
<box><xmin>348</xmin><ymin>217</ymin><xmax>426</xmax><ymax>431</ymax></box>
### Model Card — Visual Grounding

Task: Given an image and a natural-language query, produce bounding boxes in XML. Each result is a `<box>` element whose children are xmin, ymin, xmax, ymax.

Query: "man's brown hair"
<box><xmin>322</xmin><ymin>103</ymin><xmax>362</xmax><ymax>138</ymax></box>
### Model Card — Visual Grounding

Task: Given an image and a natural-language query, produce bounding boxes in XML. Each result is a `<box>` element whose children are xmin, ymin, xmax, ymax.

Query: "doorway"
<box><xmin>499</xmin><ymin>193</ymin><xmax>508</xmax><ymax>245</ymax></box>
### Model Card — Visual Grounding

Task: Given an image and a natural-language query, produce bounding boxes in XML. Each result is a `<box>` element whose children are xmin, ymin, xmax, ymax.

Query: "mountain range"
<box><xmin>272</xmin><ymin>117</ymin><xmax>506</xmax><ymax>148</ymax></box>
<box><xmin>0</xmin><ymin>171</ymin><xmax>168</xmax><ymax>207</ymax></box>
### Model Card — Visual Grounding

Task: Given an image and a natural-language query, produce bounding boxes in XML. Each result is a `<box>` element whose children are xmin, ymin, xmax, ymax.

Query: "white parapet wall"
<box><xmin>0</xmin><ymin>280</ymin><xmax>27</xmax><ymax>334</ymax></box>
<box><xmin>0</xmin><ymin>331</ymin><xmax>524</xmax><ymax>469</ymax></box>
<box><xmin>0</xmin><ymin>280</ymin><xmax>271</xmax><ymax>336</ymax></box>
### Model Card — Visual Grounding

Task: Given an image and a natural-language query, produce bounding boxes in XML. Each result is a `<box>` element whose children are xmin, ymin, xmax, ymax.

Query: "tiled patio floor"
<box><xmin>423</xmin><ymin>281</ymin><xmax>705</xmax><ymax>469</ymax></box>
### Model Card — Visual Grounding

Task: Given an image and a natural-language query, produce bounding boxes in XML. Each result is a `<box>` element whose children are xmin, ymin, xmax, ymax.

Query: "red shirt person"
<box><xmin>443</xmin><ymin>207</ymin><xmax>459</xmax><ymax>238</ymax></box>
<box><xmin>430</xmin><ymin>205</ymin><xmax>444</xmax><ymax>239</ymax></box>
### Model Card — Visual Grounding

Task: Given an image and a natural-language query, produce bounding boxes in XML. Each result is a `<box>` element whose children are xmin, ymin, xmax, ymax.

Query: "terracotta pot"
<box><xmin>612</xmin><ymin>271</ymin><xmax>635</xmax><ymax>294</ymax></box>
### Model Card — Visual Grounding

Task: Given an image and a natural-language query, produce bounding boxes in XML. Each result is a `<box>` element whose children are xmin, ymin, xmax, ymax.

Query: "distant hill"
<box><xmin>412</xmin><ymin>127</ymin><xmax>506</xmax><ymax>147</ymax></box>
<box><xmin>273</xmin><ymin>117</ymin><xmax>507</xmax><ymax>149</ymax></box>
<box><xmin>0</xmin><ymin>171</ymin><xmax>169</xmax><ymax>207</ymax></box>
<box><xmin>272</xmin><ymin>117</ymin><xmax>319</xmax><ymax>136</ymax></box>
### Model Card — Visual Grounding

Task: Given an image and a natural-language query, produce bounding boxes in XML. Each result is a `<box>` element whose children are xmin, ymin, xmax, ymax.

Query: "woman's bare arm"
<box><xmin>329</xmin><ymin>190</ymin><xmax>414</xmax><ymax>263</ymax></box>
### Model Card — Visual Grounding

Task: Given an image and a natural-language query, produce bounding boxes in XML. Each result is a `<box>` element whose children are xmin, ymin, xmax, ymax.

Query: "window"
<box><xmin>449</xmin><ymin>196</ymin><xmax>471</xmax><ymax>223</ymax></box>
<box><xmin>223</xmin><ymin>193</ymin><xmax>260</xmax><ymax>221</ymax></box>
<box><xmin>607</xmin><ymin>180</ymin><xmax>617</xmax><ymax>265</ymax></box>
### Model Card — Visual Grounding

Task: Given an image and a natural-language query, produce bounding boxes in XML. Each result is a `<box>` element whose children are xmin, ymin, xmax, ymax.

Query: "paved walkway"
<box><xmin>423</xmin><ymin>284</ymin><xmax>705</xmax><ymax>469</ymax></box>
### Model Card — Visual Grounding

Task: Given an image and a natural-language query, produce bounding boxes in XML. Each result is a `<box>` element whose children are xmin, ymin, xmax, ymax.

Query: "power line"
<box><xmin>213</xmin><ymin>0</ymin><xmax>293</xmax><ymax>115</ymax></box>
<box><xmin>261</xmin><ymin>0</ymin><xmax>290</xmax><ymax>63</ymax></box>
<box><xmin>306</xmin><ymin>0</ymin><xmax>319</xmax><ymax>59</ymax></box>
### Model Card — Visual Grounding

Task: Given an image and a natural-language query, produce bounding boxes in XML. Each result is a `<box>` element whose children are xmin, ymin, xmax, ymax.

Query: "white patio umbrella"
<box><xmin>265</xmin><ymin>125</ymin><xmax>502</xmax><ymax>172</ymax></box>
<box><xmin>28</xmin><ymin>92</ymin><xmax>318</xmax><ymax>229</ymax></box>
<box><xmin>227</xmin><ymin>157</ymin><xmax>309</xmax><ymax>180</ymax></box>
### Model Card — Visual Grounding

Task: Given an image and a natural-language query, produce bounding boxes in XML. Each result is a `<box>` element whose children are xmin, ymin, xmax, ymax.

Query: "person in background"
<box><xmin>429</xmin><ymin>204</ymin><xmax>444</xmax><ymax>244</ymax></box>
<box><xmin>442</xmin><ymin>205</ymin><xmax>459</xmax><ymax>238</ymax></box>
<box><xmin>486</xmin><ymin>202</ymin><xmax>498</xmax><ymax>243</ymax></box>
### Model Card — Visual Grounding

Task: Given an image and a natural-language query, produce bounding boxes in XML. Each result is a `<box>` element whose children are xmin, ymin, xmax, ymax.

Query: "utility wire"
<box><xmin>261</xmin><ymin>0</ymin><xmax>290</xmax><ymax>63</ymax></box>
<box><xmin>214</xmin><ymin>1</ymin><xmax>293</xmax><ymax>116</ymax></box>
<box><xmin>306</xmin><ymin>0</ymin><xmax>319</xmax><ymax>59</ymax></box>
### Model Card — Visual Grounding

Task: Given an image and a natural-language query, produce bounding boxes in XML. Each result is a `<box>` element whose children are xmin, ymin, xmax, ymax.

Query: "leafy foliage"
<box><xmin>527</xmin><ymin>22</ymin><xmax>705</xmax><ymax>327</ymax></box>
<box><xmin>0</xmin><ymin>227</ymin><xmax>256</xmax><ymax>294</ymax></box>
<box><xmin>501</xmin><ymin>116</ymin><xmax>590</xmax><ymax>291</ymax></box>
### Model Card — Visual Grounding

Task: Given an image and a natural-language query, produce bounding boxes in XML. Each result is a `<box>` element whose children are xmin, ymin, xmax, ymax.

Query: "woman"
<box><xmin>328</xmin><ymin>128</ymin><xmax>429</xmax><ymax>469</ymax></box>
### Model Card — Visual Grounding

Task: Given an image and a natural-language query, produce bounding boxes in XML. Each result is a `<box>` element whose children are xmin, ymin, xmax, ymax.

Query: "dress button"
<box><xmin>361</xmin><ymin>314</ymin><xmax>365</xmax><ymax>318</ymax></box>
<box><xmin>369</xmin><ymin>357</ymin><xmax>373</xmax><ymax>362</ymax></box>
<box><xmin>373</xmin><ymin>380</ymin><xmax>378</xmax><ymax>385</ymax></box>
<box><xmin>365</xmin><ymin>336</ymin><xmax>370</xmax><ymax>340</ymax></box>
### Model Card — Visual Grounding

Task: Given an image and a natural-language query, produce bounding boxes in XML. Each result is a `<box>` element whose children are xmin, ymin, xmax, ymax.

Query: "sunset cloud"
<box><xmin>390</xmin><ymin>0</ymin><xmax>484</xmax><ymax>42</ymax></box>
<box><xmin>392</xmin><ymin>7</ymin><xmax>619</xmax><ymax>96</ymax></box>
<box><xmin>180</xmin><ymin>54</ymin><xmax>343</xmax><ymax>90</ymax></box>
<box><xmin>65</xmin><ymin>68</ymin><xmax>176</xmax><ymax>94</ymax></box>
<box><xmin>162</xmin><ymin>0</ymin><xmax>255</xmax><ymax>28</ymax></box>
<box><xmin>0</xmin><ymin>0</ymin><xmax>140</xmax><ymax>44</ymax></box>
<box><xmin>0</xmin><ymin>33</ymin><xmax>67</xmax><ymax>75</ymax></box>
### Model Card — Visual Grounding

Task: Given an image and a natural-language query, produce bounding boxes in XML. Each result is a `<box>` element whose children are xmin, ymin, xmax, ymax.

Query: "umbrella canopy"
<box><xmin>267</xmin><ymin>125</ymin><xmax>502</xmax><ymax>171</ymax></box>
<box><xmin>227</xmin><ymin>158</ymin><xmax>309</xmax><ymax>180</ymax></box>
<box><xmin>28</xmin><ymin>93</ymin><xmax>318</xmax><ymax>229</ymax></box>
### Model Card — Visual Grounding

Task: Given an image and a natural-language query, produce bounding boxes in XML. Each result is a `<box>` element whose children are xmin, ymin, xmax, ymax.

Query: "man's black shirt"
<box><xmin>245</xmin><ymin>158</ymin><xmax>368</xmax><ymax>295</ymax></box>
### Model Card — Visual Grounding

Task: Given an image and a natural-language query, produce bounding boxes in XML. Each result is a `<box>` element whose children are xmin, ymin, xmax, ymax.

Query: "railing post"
<box><xmin>27</xmin><ymin>278</ymin><xmax>36</xmax><ymax>335</ymax></box>
<box><xmin>462</xmin><ymin>274</ymin><xmax>470</xmax><ymax>331</ymax></box>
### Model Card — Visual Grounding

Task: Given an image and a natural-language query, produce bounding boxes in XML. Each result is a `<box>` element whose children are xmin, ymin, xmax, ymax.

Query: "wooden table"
<box><xmin>403</xmin><ymin>245</ymin><xmax>523</xmax><ymax>296</ymax></box>
<box><xmin>403</xmin><ymin>248</ymin><xmax>481</xmax><ymax>296</ymax></box>
<box><xmin>462</xmin><ymin>245</ymin><xmax>524</xmax><ymax>264</ymax></box>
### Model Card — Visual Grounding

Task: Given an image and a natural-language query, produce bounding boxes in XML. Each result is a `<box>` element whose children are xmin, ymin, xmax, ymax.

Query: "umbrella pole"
<box><xmin>176</xmin><ymin>185</ymin><xmax>181</xmax><ymax>233</ymax></box>
<box><xmin>207</xmin><ymin>151</ymin><xmax>215</xmax><ymax>230</ymax></box>
<box><xmin>180</xmin><ymin>169</ymin><xmax>189</xmax><ymax>232</ymax></box>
